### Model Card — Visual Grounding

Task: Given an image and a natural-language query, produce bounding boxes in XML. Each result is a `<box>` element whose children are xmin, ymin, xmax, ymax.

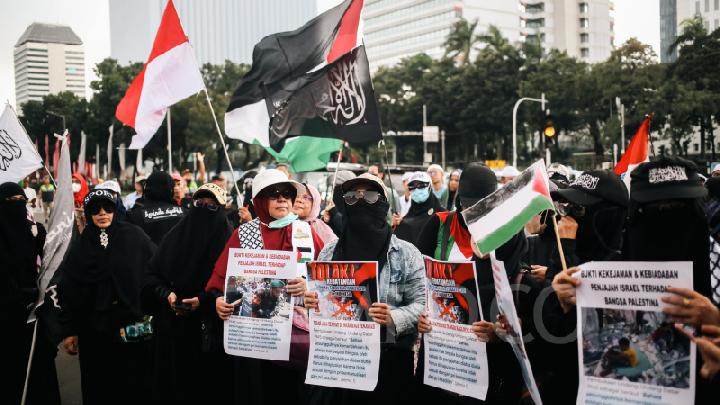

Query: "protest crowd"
<box><xmin>4</xmin><ymin>1</ymin><xmax>720</xmax><ymax>405</ymax></box>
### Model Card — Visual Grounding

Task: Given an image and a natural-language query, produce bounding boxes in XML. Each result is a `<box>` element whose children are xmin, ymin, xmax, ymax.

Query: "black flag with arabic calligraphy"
<box><xmin>223</xmin><ymin>0</ymin><xmax>381</xmax><ymax>151</ymax></box>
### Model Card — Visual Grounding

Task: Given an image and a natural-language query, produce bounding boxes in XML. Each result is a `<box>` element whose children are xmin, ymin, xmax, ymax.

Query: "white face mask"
<box><xmin>72</xmin><ymin>183</ymin><xmax>81</xmax><ymax>193</ymax></box>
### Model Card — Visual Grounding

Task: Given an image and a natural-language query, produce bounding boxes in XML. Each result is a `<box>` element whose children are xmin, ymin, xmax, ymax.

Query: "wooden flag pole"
<box><xmin>204</xmin><ymin>90</ymin><xmax>242</xmax><ymax>200</ymax></box>
<box><xmin>379</xmin><ymin>139</ymin><xmax>397</xmax><ymax>214</ymax></box>
<box><xmin>552</xmin><ymin>215</ymin><xmax>568</xmax><ymax>272</ymax></box>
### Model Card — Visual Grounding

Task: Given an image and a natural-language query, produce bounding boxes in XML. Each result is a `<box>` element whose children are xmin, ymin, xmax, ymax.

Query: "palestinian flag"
<box><xmin>461</xmin><ymin>160</ymin><xmax>554</xmax><ymax>255</ymax></box>
<box><xmin>224</xmin><ymin>0</ymin><xmax>381</xmax><ymax>151</ymax></box>
<box><xmin>263</xmin><ymin>136</ymin><xmax>342</xmax><ymax>173</ymax></box>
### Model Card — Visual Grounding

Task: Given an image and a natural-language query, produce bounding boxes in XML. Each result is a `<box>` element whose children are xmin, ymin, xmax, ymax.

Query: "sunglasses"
<box><xmin>343</xmin><ymin>190</ymin><xmax>381</xmax><ymax>205</ymax></box>
<box><xmin>193</xmin><ymin>200</ymin><xmax>220</xmax><ymax>211</ymax></box>
<box><xmin>264</xmin><ymin>187</ymin><xmax>295</xmax><ymax>200</ymax></box>
<box><xmin>88</xmin><ymin>201</ymin><xmax>116</xmax><ymax>216</ymax></box>
<box><xmin>408</xmin><ymin>182</ymin><xmax>429</xmax><ymax>191</ymax></box>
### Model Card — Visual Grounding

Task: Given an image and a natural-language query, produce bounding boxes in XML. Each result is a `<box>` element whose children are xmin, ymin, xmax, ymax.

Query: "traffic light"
<box><xmin>543</xmin><ymin>111</ymin><xmax>557</xmax><ymax>140</ymax></box>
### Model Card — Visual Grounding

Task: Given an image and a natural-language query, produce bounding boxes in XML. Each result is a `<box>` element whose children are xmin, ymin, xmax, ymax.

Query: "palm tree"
<box><xmin>669</xmin><ymin>17</ymin><xmax>707</xmax><ymax>54</ymax></box>
<box><xmin>444</xmin><ymin>18</ymin><xmax>479</xmax><ymax>65</ymax></box>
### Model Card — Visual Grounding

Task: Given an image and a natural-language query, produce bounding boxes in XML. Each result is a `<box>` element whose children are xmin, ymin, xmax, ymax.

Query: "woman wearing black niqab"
<box><xmin>1</xmin><ymin>182</ymin><xmax>48</xmax><ymax>404</ymax></box>
<box><xmin>58</xmin><ymin>189</ymin><xmax>155</xmax><ymax>405</ymax></box>
<box><xmin>143</xmin><ymin>183</ymin><xmax>234</xmax><ymax>403</ymax></box>
<box><xmin>305</xmin><ymin>173</ymin><xmax>426</xmax><ymax>405</ymax></box>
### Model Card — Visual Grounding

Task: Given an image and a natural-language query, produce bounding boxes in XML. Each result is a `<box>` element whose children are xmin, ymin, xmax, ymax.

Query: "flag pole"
<box><xmin>379</xmin><ymin>139</ymin><xmax>396</xmax><ymax>214</ymax></box>
<box><xmin>326</xmin><ymin>143</ymin><xmax>344</xmax><ymax>207</ymax></box>
<box><xmin>167</xmin><ymin>107</ymin><xmax>172</xmax><ymax>172</ymax></box>
<box><xmin>203</xmin><ymin>90</ymin><xmax>241</xmax><ymax>199</ymax></box>
<box><xmin>551</xmin><ymin>215</ymin><xmax>568</xmax><ymax>272</ymax></box>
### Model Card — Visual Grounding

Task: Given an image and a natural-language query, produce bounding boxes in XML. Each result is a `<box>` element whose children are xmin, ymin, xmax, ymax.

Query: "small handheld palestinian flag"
<box><xmin>462</xmin><ymin>160</ymin><xmax>554</xmax><ymax>255</ymax></box>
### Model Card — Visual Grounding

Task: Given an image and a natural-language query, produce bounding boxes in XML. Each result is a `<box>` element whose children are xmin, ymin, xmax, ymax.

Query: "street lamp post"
<box><xmin>615</xmin><ymin>97</ymin><xmax>625</xmax><ymax>154</ymax></box>
<box><xmin>512</xmin><ymin>93</ymin><xmax>546</xmax><ymax>168</ymax></box>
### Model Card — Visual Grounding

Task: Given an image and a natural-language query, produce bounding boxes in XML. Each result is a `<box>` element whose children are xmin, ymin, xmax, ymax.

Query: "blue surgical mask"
<box><xmin>268</xmin><ymin>212</ymin><xmax>298</xmax><ymax>228</ymax></box>
<box><xmin>411</xmin><ymin>187</ymin><xmax>430</xmax><ymax>203</ymax></box>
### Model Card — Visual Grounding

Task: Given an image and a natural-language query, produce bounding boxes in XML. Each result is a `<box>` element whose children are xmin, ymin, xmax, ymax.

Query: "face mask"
<box><xmin>72</xmin><ymin>183</ymin><xmax>81</xmax><ymax>193</ymax></box>
<box><xmin>268</xmin><ymin>212</ymin><xmax>298</xmax><ymax>229</ymax></box>
<box><xmin>411</xmin><ymin>187</ymin><xmax>430</xmax><ymax>203</ymax></box>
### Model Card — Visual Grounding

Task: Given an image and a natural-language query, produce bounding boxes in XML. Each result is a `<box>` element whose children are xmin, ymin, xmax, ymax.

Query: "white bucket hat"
<box><xmin>251</xmin><ymin>169</ymin><xmax>304</xmax><ymax>199</ymax></box>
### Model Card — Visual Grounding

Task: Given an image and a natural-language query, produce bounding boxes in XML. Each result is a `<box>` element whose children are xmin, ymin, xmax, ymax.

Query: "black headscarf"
<box><xmin>575</xmin><ymin>201</ymin><xmax>627</xmax><ymax>262</ymax></box>
<box><xmin>146</xmin><ymin>203</ymin><xmax>233</xmax><ymax>298</ymax></box>
<box><xmin>625</xmin><ymin>198</ymin><xmax>710</xmax><ymax>297</ymax></box>
<box><xmin>331</xmin><ymin>180</ymin><xmax>392</xmax><ymax>269</ymax></box>
<box><xmin>0</xmin><ymin>182</ymin><xmax>40</xmax><ymax>312</ymax></box>
<box><xmin>144</xmin><ymin>171</ymin><xmax>174</xmax><ymax>204</ymax></box>
<box><xmin>395</xmin><ymin>189</ymin><xmax>444</xmax><ymax>245</ymax></box>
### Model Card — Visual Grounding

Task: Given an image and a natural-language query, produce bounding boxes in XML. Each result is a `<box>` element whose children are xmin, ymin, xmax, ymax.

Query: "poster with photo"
<box><xmin>575</xmin><ymin>262</ymin><xmax>695</xmax><ymax>405</ymax></box>
<box><xmin>305</xmin><ymin>261</ymin><xmax>380</xmax><ymax>391</ymax></box>
<box><xmin>423</xmin><ymin>257</ymin><xmax>489</xmax><ymax>400</ymax></box>
<box><xmin>490</xmin><ymin>253</ymin><xmax>543</xmax><ymax>405</ymax></box>
<box><xmin>223</xmin><ymin>249</ymin><xmax>296</xmax><ymax>360</ymax></box>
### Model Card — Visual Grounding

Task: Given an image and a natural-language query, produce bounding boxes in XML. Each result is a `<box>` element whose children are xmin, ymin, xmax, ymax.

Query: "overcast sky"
<box><xmin>1</xmin><ymin>0</ymin><xmax>660</xmax><ymax>108</ymax></box>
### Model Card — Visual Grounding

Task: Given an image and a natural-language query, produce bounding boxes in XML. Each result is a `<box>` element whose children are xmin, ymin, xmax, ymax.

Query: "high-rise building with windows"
<box><xmin>14</xmin><ymin>23</ymin><xmax>85</xmax><ymax>106</ymax></box>
<box><xmin>109</xmin><ymin>0</ymin><xmax>317</xmax><ymax>65</ymax></box>
<box><xmin>363</xmin><ymin>0</ymin><xmax>522</xmax><ymax>70</ymax></box>
<box><xmin>521</xmin><ymin>0</ymin><xmax>614</xmax><ymax>63</ymax></box>
<box><xmin>660</xmin><ymin>0</ymin><xmax>720</xmax><ymax>63</ymax></box>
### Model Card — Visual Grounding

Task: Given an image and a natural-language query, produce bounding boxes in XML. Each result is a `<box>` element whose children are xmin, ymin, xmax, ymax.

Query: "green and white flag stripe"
<box><xmin>462</xmin><ymin>160</ymin><xmax>554</xmax><ymax>255</ymax></box>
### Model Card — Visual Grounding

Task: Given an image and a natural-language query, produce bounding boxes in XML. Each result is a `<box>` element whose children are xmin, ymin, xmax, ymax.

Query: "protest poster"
<box><xmin>490</xmin><ymin>253</ymin><xmax>543</xmax><ymax>405</ymax></box>
<box><xmin>575</xmin><ymin>262</ymin><xmax>695</xmax><ymax>405</ymax></box>
<box><xmin>423</xmin><ymin>257</ymin><xmax>489</xmax><ymax>400</ymax></box>
<box><xmin>223</xmin><ymin>249</ymin><xmax>296</xmax><ymax>360</ymax></box>
<box><xmin>305</xmin><ymin>261</ymin><xmax>380</xmax><ymax>391</ymax></box>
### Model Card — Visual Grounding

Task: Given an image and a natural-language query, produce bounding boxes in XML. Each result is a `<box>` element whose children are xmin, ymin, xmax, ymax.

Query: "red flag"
<box><xmin>116</xmin><ymin>0</ymin><xmax>204</xmax><ymax>150</ymax></box>
<box><xmin>614</xmin><ymin>115</ymin><xmax>651</xmax><ymax>176</ymax></box>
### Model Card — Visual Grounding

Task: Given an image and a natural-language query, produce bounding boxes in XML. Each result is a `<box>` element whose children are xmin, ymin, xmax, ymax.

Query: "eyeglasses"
<box><xmin>265</xmin><ymin>188</ymin><xmax>295</xmax><ymax>200</ymax></box>
<box><xmin>300</xmin><ymin>194</ymin><xmax>314</xmax><ymax>202</ymax></box>
<box><xmin>193</xmin><ymin>200</ymin><xmax>220</xmax><ymax>211</ymax></box>
<box><xmin>343</xmin><ymin>190</ymin><xmax>381</xmax><ymax>205</ymax></box>
<box><xmin>88</xmin><ymin>201</ymin><xmax>116</xmax><ymax>215</ymax></box>
<box><xmin>555</xmin><ymin>201</ymin><xmax>586</xmax><ymax>218</ymax></box>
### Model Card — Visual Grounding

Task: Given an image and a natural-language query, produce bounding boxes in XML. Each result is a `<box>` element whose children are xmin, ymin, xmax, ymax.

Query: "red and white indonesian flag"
<box><xmin>116</xmin><ymin>0</ymin><xmax>204</xmax><ymax>150</ymax></box>
<box><xmin>614</xmin><ymin>115</ymin><xmax>651</xmax><ymax>192</ymax></box>
<box><xmin>462</xmin><ymin>160</ymin><xmax>554</xmax><ymax>255</ymax></box>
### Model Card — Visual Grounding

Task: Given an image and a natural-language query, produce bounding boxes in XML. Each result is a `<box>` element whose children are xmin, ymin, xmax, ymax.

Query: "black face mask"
<box><xmin>345</xmin><ymin>199</ymin><xmax>390</xmax><ymax>229</ymax></box>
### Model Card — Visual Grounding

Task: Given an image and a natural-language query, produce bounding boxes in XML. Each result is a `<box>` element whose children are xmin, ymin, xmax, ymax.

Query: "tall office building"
<box><xmin>660</xmin><ymin>0</ymin><xmax>720</xmax><ymax>63</ymax></box>
<box><xmin>14</xmin><ymin>23</ymin><xmax>85</xmax><ymax>106</ymax></box>
<box><xmin>660</xmin><ymin>0</ymin><xmax>678</xmax><ymax>62</ymax></box>
<box><xmin>109</xmin><ymin>0</ymin><xmax>317</xmax><ymax>65</ymax></box>
<box><xmin>363</xmin><ymin>0</ymin><xmax>522</xmax><ymax>70</ymax></box>
<box><xmin>521</xmin><ymin>0</ymin><xmax>614</xmax><ymax>63</ymax></box>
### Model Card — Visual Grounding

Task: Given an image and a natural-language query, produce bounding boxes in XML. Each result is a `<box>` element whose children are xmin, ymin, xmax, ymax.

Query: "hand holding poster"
<box><xmin>423</xmin><ymin>257</ymin><xmax>489</xmax><ymax>400</ymax></box>
<box><xmin>575</xmin><ymin>262</ymin><xmax>695</xmax><ymax>405</ymax></box>
<box><xmin>305</xmin><ymin>261</ymin><xmax>380</xmax><ymax>391</ymax></box>
<box><xmin>223</xmin><ymin>249</ymin><xmax>296</xmax><ymax>360</ymax></box>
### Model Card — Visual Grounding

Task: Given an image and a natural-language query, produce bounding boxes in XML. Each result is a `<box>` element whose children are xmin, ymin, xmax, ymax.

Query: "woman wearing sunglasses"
<box><xmin>58</xmin><ymin>189</ymin><xmax>156</xmax><ymax>404</ymax></box>
<box><xmin>304</xmin><ymin>173</ymin><xmax>426</xmax><ymax>403</ymax></box>
<box><xmin>205</xmin><ymin>169</ymin><xmax>324</xmax><ymax>404</ymax></box>
<box><xmin>293</xmin><ymin>183</ymin><xmax>337</xmax><ymax>245</ymax></box>
<box><xmin>143</xmin><ymin>183</ymin><xmax>234</xmax><ymax>402</ymax></box>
